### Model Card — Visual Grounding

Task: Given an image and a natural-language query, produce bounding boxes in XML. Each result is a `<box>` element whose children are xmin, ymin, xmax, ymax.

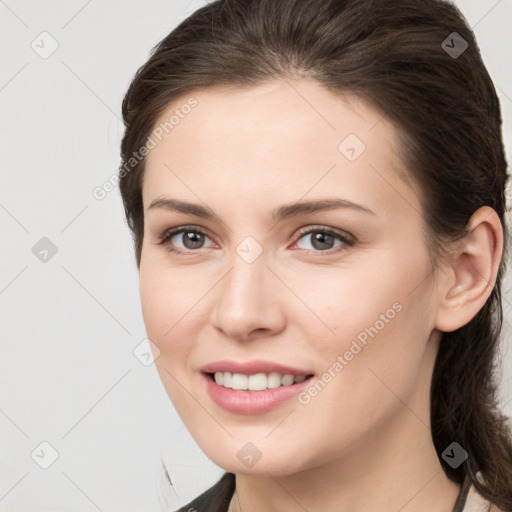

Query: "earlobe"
<box><xmin>434</xmin><ymin>206</ymin><xmax>503</xmax><ymax>333</ymax></box>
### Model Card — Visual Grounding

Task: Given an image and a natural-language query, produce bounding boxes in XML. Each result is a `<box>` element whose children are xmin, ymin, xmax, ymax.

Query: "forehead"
<box><xmin>143</xmin><ymin>79</ymin><xmax>419</xmax><ymax>218</ymax></box>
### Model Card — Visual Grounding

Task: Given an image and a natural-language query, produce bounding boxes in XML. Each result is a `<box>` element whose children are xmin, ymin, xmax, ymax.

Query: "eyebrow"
<box><xmin>147</xmin><ymin>197</ymin><xmax>376</xmax><ymax>222</ymax></box>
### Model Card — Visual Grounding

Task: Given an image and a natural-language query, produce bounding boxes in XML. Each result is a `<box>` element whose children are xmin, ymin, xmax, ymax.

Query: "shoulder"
<box><xmin>173</xmin><ymin>472</ymin><xmax>236</xmax><ymax>512</ymax></box>
<box><xmin>463</xmin><ymin>484</ymin><xmax>504</xmax><ymax>512</ymax></box>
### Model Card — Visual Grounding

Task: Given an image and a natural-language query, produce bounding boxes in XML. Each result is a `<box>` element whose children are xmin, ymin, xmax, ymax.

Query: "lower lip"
<box><xmin>202</xmin><ymin>373</ymin><xmax>314</xmax><ymax>415</ymax></box>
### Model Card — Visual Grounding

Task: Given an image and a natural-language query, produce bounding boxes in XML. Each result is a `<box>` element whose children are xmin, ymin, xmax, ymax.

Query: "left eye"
<box><xmin>294</xmin><ymin>228</ymin><xmax>353</xmax><ymax>252</ymax></box>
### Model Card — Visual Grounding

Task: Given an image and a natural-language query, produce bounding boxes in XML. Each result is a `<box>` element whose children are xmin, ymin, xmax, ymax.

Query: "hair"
<box><xmin>118</xmin><ymin>0</ymin><xmax>512</xmax><ymax>508</ymax></box>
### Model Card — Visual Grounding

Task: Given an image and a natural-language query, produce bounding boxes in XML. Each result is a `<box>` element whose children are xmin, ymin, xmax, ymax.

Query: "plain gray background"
<box><xmin>1</xmin><ymin>1</ymin><xmax>511</xmax><ymax>511</ymax></box>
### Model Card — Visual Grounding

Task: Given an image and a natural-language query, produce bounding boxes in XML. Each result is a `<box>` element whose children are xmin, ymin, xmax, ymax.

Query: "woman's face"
<box><xmin>139</xmin><ymin>79</ymin><xmax>443</xmax><ymax>475</ymax></box>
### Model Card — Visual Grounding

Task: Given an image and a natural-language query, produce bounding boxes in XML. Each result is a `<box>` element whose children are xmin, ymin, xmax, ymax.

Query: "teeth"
<box><xmin>213</xmin><ymin>372</ymin><xmax>309</xmax><ymax>391</ymax></box>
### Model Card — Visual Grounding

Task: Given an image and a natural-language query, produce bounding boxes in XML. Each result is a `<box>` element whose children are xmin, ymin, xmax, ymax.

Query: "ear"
<box><xmin>434</xmin><ymin>206</ymin><xmax>504</xmax><ymax>333</ymax></box>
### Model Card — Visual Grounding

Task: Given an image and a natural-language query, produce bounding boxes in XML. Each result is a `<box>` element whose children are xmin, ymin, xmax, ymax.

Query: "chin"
<box><xmin>203</xmin><ymin>444</ymin><xmax>308</xmax><ymax>477</ymax></box>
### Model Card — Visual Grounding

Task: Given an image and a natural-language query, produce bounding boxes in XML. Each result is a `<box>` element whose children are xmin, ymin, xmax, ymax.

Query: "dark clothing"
<box><xmin>174</xmin><ymin>471</ymin><xmax>474</xmax><ymax>512</ymax></box>
<box><xmin>174</xmin><ymin>472</ymin><xmax>235</xmax><ymax>512</ymax></box>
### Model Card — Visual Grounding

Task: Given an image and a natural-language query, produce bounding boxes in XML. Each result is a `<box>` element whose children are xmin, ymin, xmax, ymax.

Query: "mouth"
<box><xmin>204</xmin><ymin>371</ymin><xmax>316</xmax><ymax>391</ymax></box>
<box><xmin>202</xmin><ymin>370</ymin><xmax>316</xmax><ymax>415</ymax></box>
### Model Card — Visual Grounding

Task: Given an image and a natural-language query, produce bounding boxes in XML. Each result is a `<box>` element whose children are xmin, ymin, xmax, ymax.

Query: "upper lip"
<box><xmin>201</xmin><ymin>359</ymin><xmax>314</xmax><ymax>376</ymax></box>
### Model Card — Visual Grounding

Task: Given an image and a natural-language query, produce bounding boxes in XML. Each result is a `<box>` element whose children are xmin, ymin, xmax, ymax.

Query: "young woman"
<box><xmin>118</xmin><ymin>0</ymin><xmax>512</xmax><ymax>510</ymax></box>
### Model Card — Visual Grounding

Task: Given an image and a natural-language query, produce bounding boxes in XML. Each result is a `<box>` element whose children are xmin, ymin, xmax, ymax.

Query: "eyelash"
<box><xmin>155</xmin><ymin>225</ymin><xmax>355</xmax><ymax>255</ymax></box>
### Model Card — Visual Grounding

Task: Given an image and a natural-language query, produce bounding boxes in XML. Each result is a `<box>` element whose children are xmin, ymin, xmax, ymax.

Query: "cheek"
<box><xmin>138</xmin><ymin>257</ymin><xmax>221</xmax><ymax>393</ymax></box>
<box><xmin>139</xmin><ymin>256</ymin><xmax>205</xmax><ymax>338</ymax></box>
<box><xmin>278</xmin><ymin>255</ymin><xmax>408</xmax><ymax>342</ymax></box>
<box><xmin>138</xmin><ymin>260</ymin><xmax>194</xmax><ymax>374</ymax></box>
<box><xmin>291</xmin><ymin>299</ymin><xmax>430</xmax><ymax>468</ymax></box>
<box><xmin>139</xmin><ymin>267</ymin><xmax>168</xmax><ymax>341</ymax></box>
<box><xmin>288</xmin><ymin>254</ymin><xmax>433</xmax><ymax>406</ymax></box>
<box><xmin>139</xmin><ymin>263</ymin><xmax>201</xmax><ymax>413</ymax></box>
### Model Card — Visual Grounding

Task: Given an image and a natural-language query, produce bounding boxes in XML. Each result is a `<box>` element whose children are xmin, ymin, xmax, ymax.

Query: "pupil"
<box><xmin>184</xmin><ymin>231</ymin><xmax>204</xmax><ymax>249</ymax></box>
<box><xmin>312</xmin><ymin>232</ymin><xmax>334</xmax><ymax>250</ymax></box>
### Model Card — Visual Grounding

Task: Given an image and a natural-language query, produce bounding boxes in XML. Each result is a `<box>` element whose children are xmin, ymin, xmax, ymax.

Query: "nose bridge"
<box><xmin>220</xmin><ymin>245</ymin><xmax>270</xmax><ymax>314</ymax></box>
<box><xmin>212</xmin><ymin>241</ymin><xmax>285</xmax><ymax>339</ymax></box>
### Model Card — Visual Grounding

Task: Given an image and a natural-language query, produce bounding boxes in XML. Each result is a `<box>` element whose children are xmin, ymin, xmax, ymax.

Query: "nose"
<box><xmin>211</xmin><ymin>250</ymin><xmax>286</xmax><ymax>341</ymax></box>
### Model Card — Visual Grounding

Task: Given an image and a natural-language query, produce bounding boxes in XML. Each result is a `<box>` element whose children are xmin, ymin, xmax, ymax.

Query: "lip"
<box><xmin>202</xmin><ymin>372</ymin><xmax>315</xmax><ymax>415</ymax></box>
<box><xmin>200</xmin><ymin>359</ymin><xmax>314</xmax><ymax>376</ymax></box>
<box><xmin>200</xmin><ymin>359</ymin><xmax>316</xmax><ymax>415</ymax></box>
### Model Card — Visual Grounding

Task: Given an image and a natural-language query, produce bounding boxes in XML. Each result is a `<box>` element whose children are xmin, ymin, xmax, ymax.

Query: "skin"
<box><xmin>139</xmin><ymin>78</ymin><xmax>503</xmax><ymax>512</ymax></box>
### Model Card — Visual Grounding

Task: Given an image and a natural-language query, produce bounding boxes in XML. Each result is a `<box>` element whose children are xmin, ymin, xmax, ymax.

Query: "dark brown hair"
<box><xmin>119</xmin><ymin>0</ymin><xmax>512</xmax><ymax>508</ymax></box>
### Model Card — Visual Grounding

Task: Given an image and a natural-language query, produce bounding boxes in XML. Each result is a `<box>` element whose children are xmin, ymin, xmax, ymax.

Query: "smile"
<box><xmin>210</xmin><ymin>371</ymin><xmax>312</xmax><ymax>391</ymax></box>
<box><xmin>202</xmin><ymin>371</ymin><xmax>316</xmax><ymax>415</ymax></box>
